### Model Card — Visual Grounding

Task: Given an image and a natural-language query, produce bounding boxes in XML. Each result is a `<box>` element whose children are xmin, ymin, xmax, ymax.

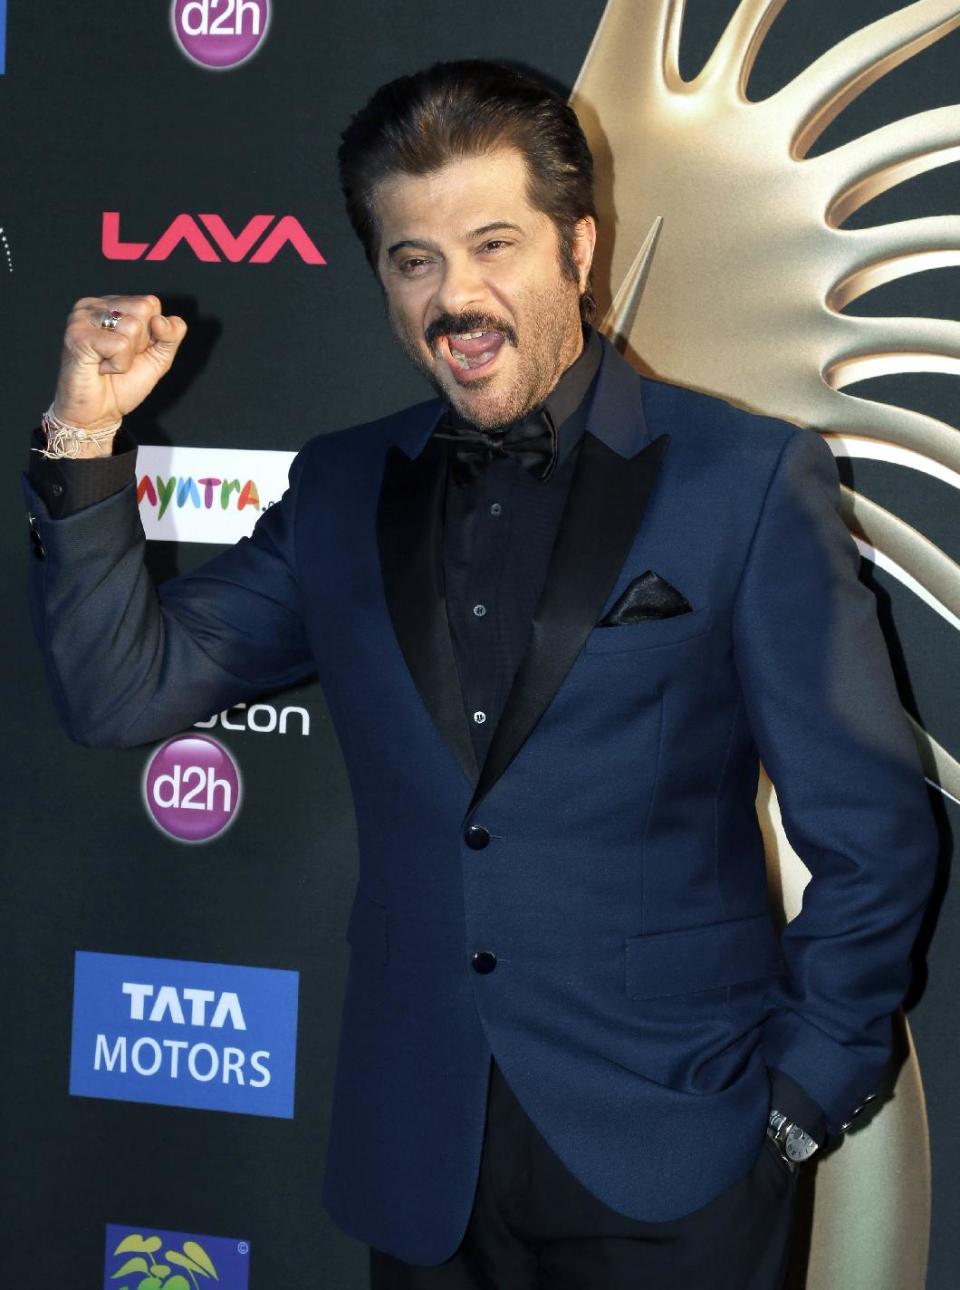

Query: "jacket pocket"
<box><xmin>584</xmin><ymin>607</ymin><xmax>712</xmax><ymax>654</ymax></box>
<box><xmin>346</xmin><ymin>890</ymin><xmax>389</xmax><ymax>964</ymax></box>
<box><xmin>625</xmin><ymin>912</ymin><xmax>783</xmax><ymax>1000</ymax></box>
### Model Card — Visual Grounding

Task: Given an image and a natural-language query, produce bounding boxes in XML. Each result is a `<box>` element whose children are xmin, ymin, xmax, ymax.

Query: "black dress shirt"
<box><xmin>439</xmin><ymin>327</ymin><xmax>602</xmax><ymax>765</ymax></box>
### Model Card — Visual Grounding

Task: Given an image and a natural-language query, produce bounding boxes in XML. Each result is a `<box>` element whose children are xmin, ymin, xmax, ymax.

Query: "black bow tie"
<box><xmin>435</xmin><ymin>413</ymin><xmax>558</xmax><ymax>485</ymax></box>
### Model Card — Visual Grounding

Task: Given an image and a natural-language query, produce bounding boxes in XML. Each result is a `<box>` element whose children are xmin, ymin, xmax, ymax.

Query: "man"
<box><xmin>25</xmin><ymin>61</ymin><xmax>935</xmax><ymax>1289</ymax></box>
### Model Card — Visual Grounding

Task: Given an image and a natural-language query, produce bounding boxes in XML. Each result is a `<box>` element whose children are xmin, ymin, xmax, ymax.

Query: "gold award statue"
<box><xmin>573</xmin><ymin>2</ymin><xmax>960</xmax><ymax>1285</ymax></box>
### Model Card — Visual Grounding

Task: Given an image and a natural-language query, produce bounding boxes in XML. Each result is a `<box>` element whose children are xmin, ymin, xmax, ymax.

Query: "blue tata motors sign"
<box><xmin>70</xmin><ymin>951</ymin><xmax>299</xmax><ymax>1118</ymax></box>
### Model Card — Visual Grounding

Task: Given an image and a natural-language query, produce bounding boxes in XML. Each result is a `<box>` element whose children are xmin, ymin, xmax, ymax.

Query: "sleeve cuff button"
<box><xmin>28</xmin><ymin>517</ymin><xmax>46</xmax><ymax>560</ymax></box>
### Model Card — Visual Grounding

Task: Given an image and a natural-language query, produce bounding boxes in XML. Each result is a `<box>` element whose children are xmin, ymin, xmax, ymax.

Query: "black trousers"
<box><xmin>370</xmin><ymin>1060</ymin><xmax>797</xmax><ymax>1290</ymax></box>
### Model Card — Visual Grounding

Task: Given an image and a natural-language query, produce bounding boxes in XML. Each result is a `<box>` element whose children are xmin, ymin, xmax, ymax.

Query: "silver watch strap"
<box><xmin>768</xmin><ymin>1109</ymin><xmax>820</xmax><ymax>1163</ymax></box>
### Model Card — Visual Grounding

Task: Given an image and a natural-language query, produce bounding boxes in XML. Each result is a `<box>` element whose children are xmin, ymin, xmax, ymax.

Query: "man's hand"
<box><xmin>52</xmin><ymin>295</ymin><xmax>188</xmax><ymax>453</ymax></box>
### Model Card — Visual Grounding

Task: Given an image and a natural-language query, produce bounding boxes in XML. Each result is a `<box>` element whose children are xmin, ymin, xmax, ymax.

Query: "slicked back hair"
<box><xmin>338</xmin><ymin>60</ymin><xmax>598</xmax><ymax>322</ymax></box>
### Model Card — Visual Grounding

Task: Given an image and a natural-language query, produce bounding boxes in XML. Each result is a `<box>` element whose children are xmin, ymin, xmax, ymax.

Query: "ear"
<box><xmin>571</xmin><ymin>216</ymin><xmax>597</xmax><ymax>292</ymax></box>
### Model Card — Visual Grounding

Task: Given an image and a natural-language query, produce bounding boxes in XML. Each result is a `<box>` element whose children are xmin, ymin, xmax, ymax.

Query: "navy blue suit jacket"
<box><xmin>25</xmin><ymin>338</ymin><xmax>936</xmax><ymax>1263</ymax></box>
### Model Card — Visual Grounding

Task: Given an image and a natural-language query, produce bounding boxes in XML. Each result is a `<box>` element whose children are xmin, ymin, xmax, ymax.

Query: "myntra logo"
<box><xmin>137</xmin><ymin>473</ymin><xmax>262</xmax><ymax>518</ymax></box>
<box><xmin>102</xmin><ymin>212</ymin><xmax>325</xmax><ymax>264</ymax></box>
<box><xmin>136</xmin><ymin>447</ymin><xmax>294</xmax><ymax>545</ymax></box>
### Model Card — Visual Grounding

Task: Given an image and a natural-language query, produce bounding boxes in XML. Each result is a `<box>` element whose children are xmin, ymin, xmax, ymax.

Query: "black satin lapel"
<box><xmin>468</xmin><ymin>432</ymin><xmax>670</xmax><ymax>813</ymax></box>
<box><xmin>377</xmin><ymin>438</ymin><xmax>479</xmax><ymax>785</ymax></box>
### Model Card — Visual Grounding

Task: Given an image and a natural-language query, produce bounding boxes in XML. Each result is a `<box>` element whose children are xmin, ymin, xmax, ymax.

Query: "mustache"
<box><xmin>424</xmin><ymin>312</ymin><xmax>519</xmax><ymax>353</ymax></box>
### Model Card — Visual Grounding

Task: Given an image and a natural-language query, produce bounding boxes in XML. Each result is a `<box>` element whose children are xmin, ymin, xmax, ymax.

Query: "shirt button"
<box><xmin>489</xmin><ymin>503</ymin><xmax>502</xmax><ymax>516</ymax></box>
<box><xmin>472</xmin><ymin>951</ymin><xmax>497</xmax><ymax>974</ymax></box>
<box><xmin>51</xmin><ymin>483</ymin><xmax>65</xmax><ymax>498</ymax></box>
<box><xmin>473</xmin><ymin>603</ymin><xmax>487</xmax><ymax>617</ymax></box>
<box><xmin>473</xmin><ymin>710</ymin><xmax>486</xmax><ymax>724</ymax></box>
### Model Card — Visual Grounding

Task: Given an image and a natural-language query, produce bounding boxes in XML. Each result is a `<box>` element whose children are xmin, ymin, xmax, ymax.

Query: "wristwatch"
<box><xmin>767</xmin><ymin>1109</ymin><xmax>820</xmax><ymax>1165</ymax></box>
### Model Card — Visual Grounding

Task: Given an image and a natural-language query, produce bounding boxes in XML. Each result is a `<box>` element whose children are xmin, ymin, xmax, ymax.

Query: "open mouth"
<box><xmin>440</xmin><ymin>330</ymin><xmax>506</xmax><ymax>380</ymax></box>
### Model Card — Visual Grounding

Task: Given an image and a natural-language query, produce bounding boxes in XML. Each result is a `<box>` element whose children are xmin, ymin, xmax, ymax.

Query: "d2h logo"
<box><xmin>171</xmin><ymin>0</ymin><xmax>271</xmax><ymax>70</ymax></box>
<box><xmin>143</xmin><ymin>734</ymin><xmax>241</xmax><ymax>844</ymax></box>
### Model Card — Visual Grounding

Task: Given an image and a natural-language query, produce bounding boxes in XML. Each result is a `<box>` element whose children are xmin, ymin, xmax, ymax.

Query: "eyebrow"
<box><xmin>386</xmin><ymin>221</ymin><xmax>525</xmax><ymax>258</ymax></box>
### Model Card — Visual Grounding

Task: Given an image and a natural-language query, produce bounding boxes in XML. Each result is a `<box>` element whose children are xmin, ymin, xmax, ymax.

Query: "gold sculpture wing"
<box><xmin>572</xmin><ymin>4</ymin><xmax>960</xmax><ymax>1286</ymax></box>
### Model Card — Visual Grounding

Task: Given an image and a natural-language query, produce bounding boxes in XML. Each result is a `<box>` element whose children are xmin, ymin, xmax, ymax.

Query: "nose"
<box><xmin>433</xmin><ymin>252</ymin><xmax>487</xmax><ymax>317</ymax></box>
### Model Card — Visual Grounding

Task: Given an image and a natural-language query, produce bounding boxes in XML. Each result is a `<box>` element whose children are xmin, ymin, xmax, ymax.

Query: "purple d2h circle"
<box><xmin>144</xmin><ymin>734</ymin><xmax>242</xmax><ymax>844</ymax></box>
<box><xmin>172</xmin><ymin>0</ymin><xmax>271</xmax><ymax>70</ymax></box>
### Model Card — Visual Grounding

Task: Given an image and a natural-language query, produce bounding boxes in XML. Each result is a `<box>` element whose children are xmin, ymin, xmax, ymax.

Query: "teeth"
<box><xmin>452</xmin><ymin>330</ymin><xmax>486</xmax><ymax>340</ymax></box>
<box><xmin>448</xmin><ymin>347</ymin><xmax>495</xmax><ymax>370</ymax></box>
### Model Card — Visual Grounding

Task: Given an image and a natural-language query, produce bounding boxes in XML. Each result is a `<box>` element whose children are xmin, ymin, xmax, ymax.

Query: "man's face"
<box><xmin>373</xmin><ymin>148</ymin><xmax>596</xmax><ymax>429</ymax></box>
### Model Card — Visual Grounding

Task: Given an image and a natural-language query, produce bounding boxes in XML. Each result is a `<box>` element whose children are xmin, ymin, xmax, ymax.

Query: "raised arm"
<box><xmin>24</xmin><ymin>295</ymin><xmax>316</xmax><ymax>747</ymax></box>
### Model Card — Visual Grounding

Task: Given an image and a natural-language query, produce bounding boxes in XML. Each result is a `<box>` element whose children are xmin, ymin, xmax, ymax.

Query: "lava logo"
<box><xmin>104</xmin><ymin>1223</ymin><xmax>250</xmax><ymax>1290</ymax></box>
<box><xmin>72</xmin><ymin>951</ymin><xmax>299</xmax><ymax>1118</ymax></box>
<box><xmin>143</xmin><ymin>734</ymin><xmax>241</xmax><ymax>844</ymax></box>
<box><xmin>171</xmin><ymin>0</ymin><xmax>270</xmax><ymax>70</ymax></box>
<box><xmin>102</xmin><ymin>212</ymin><xmax>325</xmax><ymax>264</ymax></box>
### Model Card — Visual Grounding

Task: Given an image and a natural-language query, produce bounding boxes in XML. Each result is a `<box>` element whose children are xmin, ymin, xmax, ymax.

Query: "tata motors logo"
<box><xmin>102</xmin><ymin>212</ymin><xmax>325</xmax><ymax>264</ymax></box>
<box><xmin>171</xmin><ymin>0</ymin><xmax>270</xmax><ymax>70</ymax></box>
<box><xmin>71</xmin><ymin>951</ymin><xmax>299</xmax><ymax>1118</ymax></box>
<box><xmin>104</xmin><ymin>1223</ymin><xmax>250</xmax><ymax>1290</ymax></box>
<box><xmin>144</xmin><ymin>735</ymin><xmax>241</xmax><ymax>844</ymax></box>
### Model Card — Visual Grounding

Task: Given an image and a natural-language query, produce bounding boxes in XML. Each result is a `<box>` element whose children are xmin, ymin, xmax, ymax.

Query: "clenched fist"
<box><xmin>52</xmin><ymin>295</ymin><xmax>188</xmax><ymax>453</ymax></box>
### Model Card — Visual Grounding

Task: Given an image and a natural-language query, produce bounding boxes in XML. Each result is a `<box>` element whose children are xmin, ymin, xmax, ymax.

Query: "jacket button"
<box><xmin>472</xmin><ymin>951</ymin><xmax>497</xmax><ymax>974</ymax></box>
<box><xmin>464</xmin><ymin>824</ymin><xmax>490</xmax><ymax>850</ymax></box>
<box><xmin>840</xmin><ymin>1091</ymin><xmax>878</xmax><ymax>1131</ymax></box>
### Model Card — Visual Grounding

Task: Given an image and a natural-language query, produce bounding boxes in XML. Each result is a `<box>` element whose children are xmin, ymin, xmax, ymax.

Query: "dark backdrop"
<box><xmin>1</xmin><ymin>3</ymin><xmax>956</xmax><ymax>1287</ymax></box>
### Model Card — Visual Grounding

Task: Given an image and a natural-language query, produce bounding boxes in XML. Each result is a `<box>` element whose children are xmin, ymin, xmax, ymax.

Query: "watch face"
<box><xmin>784</xmin><ymin>1125</ymin><xmax>819</xmax><ymax>1163</ymax></box>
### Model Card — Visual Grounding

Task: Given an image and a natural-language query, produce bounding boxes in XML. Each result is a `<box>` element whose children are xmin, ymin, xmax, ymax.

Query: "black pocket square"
<box><xmin>598</xmin><ymin>570</ymin><xmax>692</xmax><ymax>626</ymax></box>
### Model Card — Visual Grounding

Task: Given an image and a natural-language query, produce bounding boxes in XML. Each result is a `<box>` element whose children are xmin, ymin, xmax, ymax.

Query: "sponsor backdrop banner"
<box><xmin>2</xmin><ymin>2</ymin><xmax>957</xmax><ymax>1287</ymax></box>
<box><xmin>70</xmin><ymin>950</ymin><xmax>299</xmax><ymax>1117</ymax></box>
<box><xmin>135</xmin><ymin>446</ymin><xmax>294</xmax><ymax>543</ymax></box>
<box><xmin>103</xmin><ymin>1223</ymin><xmax>251</xmax><ymax>1290</ymax></box>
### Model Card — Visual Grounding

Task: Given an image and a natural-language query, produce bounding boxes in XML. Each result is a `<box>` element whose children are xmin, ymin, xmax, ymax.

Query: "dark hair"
<box><xmin>338</xmin><ymin>60</ymin><xmax>597</xmax><ymax>322</ymax></box>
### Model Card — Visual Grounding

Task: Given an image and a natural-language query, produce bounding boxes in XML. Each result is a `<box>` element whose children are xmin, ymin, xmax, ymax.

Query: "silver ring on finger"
<box><xmin>99</xmin><ymin>309</ymin><xmax>123</xmax><ymax>330</ymax></box>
